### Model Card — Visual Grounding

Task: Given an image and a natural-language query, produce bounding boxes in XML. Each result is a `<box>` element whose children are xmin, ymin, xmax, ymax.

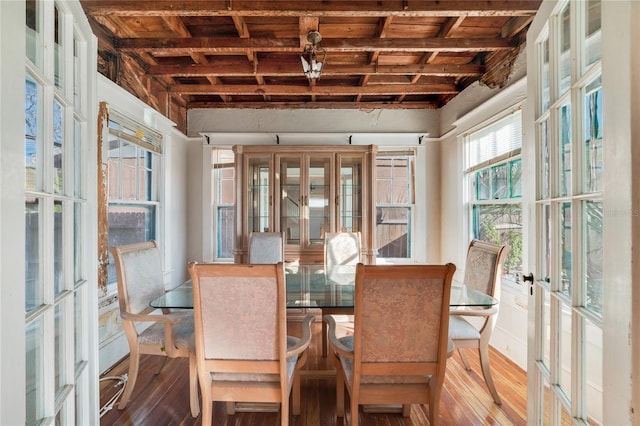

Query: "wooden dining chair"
<box><xmin>109</xmin><ymin>240</ymin><xmax>199</xmax><ymax>416</ymax></box>
<box><xmin>449</xmin><ymin>239</ymin><xmax>509</xmax><ymax>404</ymax></box>
<box><xmin>248</xmin><ymin>231</ymin><xmax>285</xmax><ymax>264</ymax></box>
<box><xmin>188</xmin><ymin>262</ymin><xmax>314</xmax><ymax>426</ymax></box>
<box><xmin>325</xmin><ymin>263</ymin><xmax>456</xmax><ymax>426</ymax></box>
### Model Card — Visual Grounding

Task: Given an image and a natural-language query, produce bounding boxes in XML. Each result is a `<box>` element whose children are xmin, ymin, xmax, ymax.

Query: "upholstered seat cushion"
<box><xmin>448</xmin><ymin>315</ymin><xmax>481</xmax><ymax>340</ymax></box>
<box><xmin>336</xmin><ymin>336</ymin><xmax>432</xmax><ymax>385</ymax></box>
<box><xmin>137</xmin><ymin>311</ymin><xmax>195</xmax><ymax>350</ymax></box>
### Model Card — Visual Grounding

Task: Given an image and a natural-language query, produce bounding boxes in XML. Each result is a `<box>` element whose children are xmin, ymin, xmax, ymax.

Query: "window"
<box><xmin>375</xmin><ymin>151</ymin><xmax>415</xmax><ymax>261</ymax></box>
<box><xmin>106</xmin><ymin>111</ymin><xmax>162</xmax><ymax>283</ymax></box>
<box><xmin>466</xmin><ymin>110</ymin><xmax>523</xmax><ymax>283</ymax></box>
<box><xmin>212</xmin><ymin>149</ymin><xmax>235</xmax><ymax>260</ymax></box>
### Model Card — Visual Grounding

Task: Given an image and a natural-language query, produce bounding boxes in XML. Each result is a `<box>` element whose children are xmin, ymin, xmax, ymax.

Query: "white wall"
<box><xmin>97</xmin><ymin>76</ymin><xmax>192</xmax><ymax>372</ymax></box>
<box><xmin>188</xmin><ymin>108</ymin><xmax>440</xmax><ymax>137</ymax></box>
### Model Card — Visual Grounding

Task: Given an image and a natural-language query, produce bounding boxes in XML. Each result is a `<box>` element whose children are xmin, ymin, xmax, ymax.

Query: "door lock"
<box><xmin>523</xmin><ymin>273</ymin><xmax>534</xmax><ymax>295</ymax></box>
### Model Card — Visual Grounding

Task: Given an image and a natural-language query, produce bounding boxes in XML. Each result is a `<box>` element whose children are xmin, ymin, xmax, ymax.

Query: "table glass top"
<box><xmin>150</xmin><ymin>264</ymin><xmax>497</xmax><ymax>309</ymax></box>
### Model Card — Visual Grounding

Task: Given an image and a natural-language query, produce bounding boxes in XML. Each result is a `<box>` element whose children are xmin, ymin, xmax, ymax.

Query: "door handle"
<box><xmin>523</xmin><ymin>273</ymin><xmax>534</xmax><ymax>295</ymax></box>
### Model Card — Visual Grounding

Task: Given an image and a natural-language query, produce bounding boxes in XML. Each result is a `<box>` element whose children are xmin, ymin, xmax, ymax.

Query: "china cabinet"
<box><xmin>233</xmin><ymin>145</ymin><xmax>377</xmax><ymax>264</ymax></box>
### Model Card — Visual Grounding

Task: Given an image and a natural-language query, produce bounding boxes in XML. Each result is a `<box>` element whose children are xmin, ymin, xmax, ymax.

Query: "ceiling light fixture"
<box><xmin>300</xmin><ymin>30</ymin><xmax>327</xmax><ymax>80</ymax></box>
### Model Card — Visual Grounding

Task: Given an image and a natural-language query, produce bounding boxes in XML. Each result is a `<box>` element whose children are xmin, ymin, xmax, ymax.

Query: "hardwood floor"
<box><xmin>100</xmin><ymin>318</ymin><xmax>527</xmax><ymax>425</ymax></box>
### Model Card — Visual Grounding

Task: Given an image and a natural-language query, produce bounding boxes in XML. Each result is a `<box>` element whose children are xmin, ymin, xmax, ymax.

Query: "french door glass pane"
<box><xmin>585</xmin><ymin>318</ymin><xmax>603</xmax><ymax>424</ymax></box>
<box><xmin>54</xmin><ymin>200</ymin><xmax>64</xmax><ymax>295</ymax></box>
<box><xmin>53</xmin><ymin>99</ymin><xmax>64</xmax><ymax>194</ymax></box>
<box><xmin>542</xmin><ymin>290</ymin><xmax>551</xmax><ymax>369</ymax></box>
<box><xmin>74</xmin><ymin>119</ymin><xmax>82</xmax><ymax>197</ymax></box>
<box><xmin>25</xmin><ymin>76</ymin><xmax>41</xmax><ymax>192</ymax></box>
<box><xmin>584</xmin><ymin>201</ymin><xmax>603</xmax><ymax>315</ymax></box>
<box><xmin>26</xmin><ymin>197</ymin><xmax>42</xmax><ymax>312</ymax></box>
<box><xmin>559</xmin><ymin>4</ymin><xmax>571</xmax><ymax>96</ymax></box>
<box><xmin>559</xmin><ymin>104</ymin><xmax>572</xmax><ymax>197</ymax></box>
<box><xmin>74</xmin><ymin>289</ymin><xmax>84</xmax><ymax>367</ymax></box>
<box><xmin>26</xmin><ymin>0</ymin><xmax>42</xmax><ymax>68</ymax></box>
<box><xmin>542</xmin><ymin>204</ymin><xmax>551</xmax><ymax>282</ymax></box>
<box><xmin>308</xmin><ymin>157</ymin><xmax>330</xmax><ymax>245</ymax></box>
<box><xmin>26</xmin><ymin>318</ymin><xmax>45</xmax><ymax>425</ymax></box>
<box><xmin>54</xmin><ymin>3</ymin><xmax>64</xmax><ymax>89</ymax></box>
<box><xmin>560</xmin><ymin>202</ymin><xmax>572</xmax><ymax>296</ymax></box>
<box><xmin>540</xmin><ymin>119</ymin><xmax>550</xmax><ymax>199</ymax></box>
<box><xmin>584</xmin><ymin>77</ymin><xmax>603</xmax><ymax>193</ymax></box>
<box><xmin>74</xmin><ymin>203</ymin><xmax>82</xmax><ymax>283</ymax></box>
<box><xmin>55</xmin><ymin>303</ymin><xmax>64</xmax><ymax>393</ymax></box>
<box><xmin>540</xmin><ymin>38</ymin><xmax>550</xmax><ymax>112</ymax></box>
<box><xmin>585</xmin><ymin>1</ymin><xmax>601</xmax><ymax>70</ymax></box>
<box><xmin>73</xmin><ymin>38</ymin><xmax>80</xmax><ymax>108</ymax></box>
<box><xmin>280</xmin><ymin>157</ymin><xmax>301</xmax><ymax>245</ymax></box>
<box><xmin>559</xmin><ymin>305</ymin><xmax>572</xmax><ymax>400</ymax></box>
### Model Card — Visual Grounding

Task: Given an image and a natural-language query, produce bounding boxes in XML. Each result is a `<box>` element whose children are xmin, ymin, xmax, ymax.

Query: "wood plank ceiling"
<box><xmin>80</xmin><ymin>1</ymin><xmax>542</xmax><ymax>132</ymax></box>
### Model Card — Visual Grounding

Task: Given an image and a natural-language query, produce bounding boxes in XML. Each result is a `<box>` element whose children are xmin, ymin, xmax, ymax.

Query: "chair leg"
<box><xmin>350</xmin><ymin>398</ymin><xmax>359</xmax><ymax>426</ymax></box>
<box><xmin>457</xmin><ymin>347</ymin><xmax>472</xmax><ymax>370</ymax></box>
<box><xmin>226</xmin><ymin>401</ymin><xmax>236</xmax><ymax>415</ymax></box>
<box><xmin>117</xmin><ymin>347</ymin><xmax>140</xmax><ymax>409</ymax></box>
<box><xmin>478</xmin><ymin>345</ymin><xmax>502</xmax><ymax>405</ymax></box>
<box><xmin>429</xmin><ymin>386</ymin><xmax>441</xmax><ymax>426</ymax></box>
<box><xmin>322</xmin><ymin>319</ymin><xmax>328</xmax><ymax>357</ymax></box>
<box><xmin>188</xmin><ymin>354</ymin><xmax>200</xmax><ymax>417</ymax></box>
<box><xmin>200</xmin><ymin>378</ymin><xmax>212</xmax><ymax>425</ymax></box>
<box><xmin>401</xmin><ymin>404</ymin><xmax>411</xmax><ymax>416</ymax></box>
<box><xmin>292</xmin><ymin>367</ymin><xmax>302</xmax><ymax>415</ymax></box>
<box><xmin>335</xmin><ymin>363</ymin><xmax>345</xmax><ymax>417</ymax></box>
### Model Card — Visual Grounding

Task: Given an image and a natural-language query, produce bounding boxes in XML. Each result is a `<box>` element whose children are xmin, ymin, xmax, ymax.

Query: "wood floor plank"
<box><xmin>100</xmin><ymin>320</ymin><xmax>527</xmax><ymax>425</ymax></box>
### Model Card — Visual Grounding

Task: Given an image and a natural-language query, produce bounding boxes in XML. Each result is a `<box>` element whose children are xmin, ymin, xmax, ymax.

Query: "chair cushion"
<box><xmin>449</xmin><ymin>315</ymin><xmax>480</xmax><ymax>340</ymax></box>
<box><xmin>137</xmin><ymin>311</ymin><xmax>195</xmax><ymax>350</ymax></box>
<box><xmin>336</xmin><ymin>336</ymin><xmax>430</xmax><ymax>385</ymax></box>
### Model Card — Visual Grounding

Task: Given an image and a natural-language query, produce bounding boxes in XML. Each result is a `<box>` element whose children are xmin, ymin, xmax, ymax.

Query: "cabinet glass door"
<box><xmin>280</xmin><ymin>156</ymin><xmax>301</xmax><ymax>245</ymax></box>
<box><xmin>337</xmin><ymin>156</ymin><xmax>362</xmax><ymax>233</ymax></box>
<box><xmin>247</xmin><ymin>156</ymin><xmax>271</xmax><ymax>232</ymax></box>
<box><xmin>307</xmin><ymin>155</ymin><xmax>332</xmax><ymax>246</ymax></box>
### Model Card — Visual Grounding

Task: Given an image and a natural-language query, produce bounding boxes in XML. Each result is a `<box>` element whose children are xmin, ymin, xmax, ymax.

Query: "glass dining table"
<box><xmin>149</xmin><ymin>264</ymin><xmax>498</xmax><ymax>310</ymax></box>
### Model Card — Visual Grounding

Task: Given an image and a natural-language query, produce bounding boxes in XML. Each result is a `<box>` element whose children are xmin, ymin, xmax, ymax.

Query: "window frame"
<box><xmin>465</xmin><ymin>108</ymin><xmax>524</xmax><ymax>290</ymax></box>
<box><xmin>374</xmin><ymin>149</ymin><xmax>416</xmax><ymax>263</ymax></box>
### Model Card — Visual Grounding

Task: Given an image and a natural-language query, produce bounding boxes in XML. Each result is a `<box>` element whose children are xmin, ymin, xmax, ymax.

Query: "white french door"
<box><xmin>527</xmin><ymin>1</ymin><xmax>603</xmax><ymax>424</ymax></box>
<box><xmin>23</xmin><ymin>1</ymin><xmax>98</xmax><ymax>424</ymax></box>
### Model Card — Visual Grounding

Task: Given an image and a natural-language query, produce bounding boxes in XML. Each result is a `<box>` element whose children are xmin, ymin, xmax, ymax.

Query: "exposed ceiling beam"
<box><xmin>117</xmin><ymin>37</ymin><xmax>513</xmax><ymax>53</ymax></box>
<box><xmin>148</xmin><ymin>62</ymin><xmax>485</xmax><ymax>77</ymax></box>
<box><xmin>82</xmin><ymin>1</ymin><xmax>542</xmax><ymax>17</ymax></box>
<box><xmin>169</xmin><ymin>83</ymin><xmax>458</xmax><ymax>95</ymax></box>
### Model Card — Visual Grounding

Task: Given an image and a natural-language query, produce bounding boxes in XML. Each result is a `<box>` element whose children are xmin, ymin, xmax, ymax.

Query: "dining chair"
<box><xmin>109</xmin><ymin>240</ymin><xmax>199</xmax><ymax>416</ymax></box>
<box><xmin>188</xmin><ymin>262</ymin><xmax>314</xmax><ymax>426</ymax></box>
<box><xmin>449</xmin><ymin>239</ymin><xmax>510</xmax><ymax>404</ymax></box>
<box><xmin>248</xmin><ymin>231</ymin><xmax>285</xmax><ymax>264</ymax></box>
<box><xmin>325</xmin><ymin>263</ymin><xmax>456</xmax><ymax>426</ymax></box>
<box><xmin>322</xmin><ymin>232</ymin><xmax>361</xmax><ymax>356</ymax></box>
